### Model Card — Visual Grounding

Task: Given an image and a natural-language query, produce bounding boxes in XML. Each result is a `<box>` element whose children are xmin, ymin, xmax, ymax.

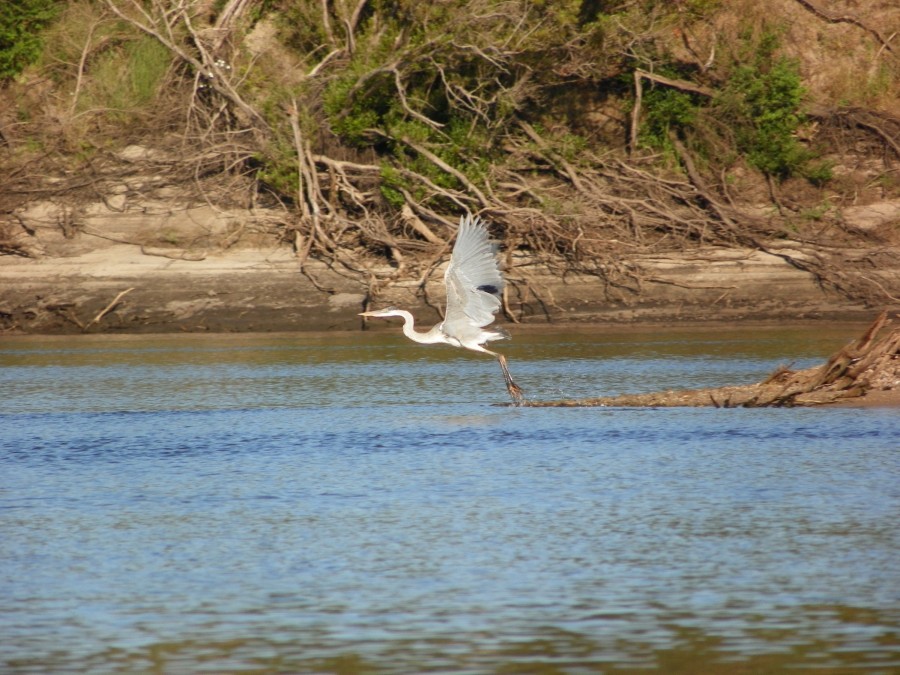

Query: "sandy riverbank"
<box><xmin>3</xmin><ymin>239</ymin><xmax>897</xmax><ymax>335</ymax></box>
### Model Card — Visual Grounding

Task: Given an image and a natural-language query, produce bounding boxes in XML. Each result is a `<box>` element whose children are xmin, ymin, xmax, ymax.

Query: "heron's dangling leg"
<box><xmin>496</xmin><ymin>353</ymin><xmax>525</xmax><ymax>405</ymax></box>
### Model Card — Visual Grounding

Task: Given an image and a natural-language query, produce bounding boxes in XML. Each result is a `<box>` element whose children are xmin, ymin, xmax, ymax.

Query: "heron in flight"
<box><xmin>360</xmin><ymin>214</ymin><xmax>525</xmax><ymax>405</ymax></box>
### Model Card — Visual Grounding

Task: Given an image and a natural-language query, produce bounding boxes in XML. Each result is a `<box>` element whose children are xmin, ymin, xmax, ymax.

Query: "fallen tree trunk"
<box><xmin>526</xmin><ymin>312</ymin><xmax>899</xmax><ymax>408</ymax></box>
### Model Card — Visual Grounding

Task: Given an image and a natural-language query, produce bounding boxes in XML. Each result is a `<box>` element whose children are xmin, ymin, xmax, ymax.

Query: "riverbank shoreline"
<box><xmin>3</xmin><ymin>234</ymin><xmax>899</xmax><ymax>407</ymax></box>
<box><xmin>3</xmin><ymin>241</ymin><xmax>898</xmax><ymax>335</ymax></box>
<box><xmin>3</xmin><ymin>309</ymin><xmax>897</xmax><ymax>409</ymax></box>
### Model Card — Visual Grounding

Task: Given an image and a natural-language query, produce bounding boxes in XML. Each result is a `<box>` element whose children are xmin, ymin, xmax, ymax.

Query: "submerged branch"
<box><xmin>525</xmin><ymin>312</ymin><xmax>899</xmax><ymax>408</ymax></box>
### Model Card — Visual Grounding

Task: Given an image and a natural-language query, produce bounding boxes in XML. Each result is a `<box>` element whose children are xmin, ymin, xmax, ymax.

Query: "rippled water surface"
<box><xmin>2</xmin><ymin>326</ymin><xmax>898</xmax><ymax>673</ymax></box>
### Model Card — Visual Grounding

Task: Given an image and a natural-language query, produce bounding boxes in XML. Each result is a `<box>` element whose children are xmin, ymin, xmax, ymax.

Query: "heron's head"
<box><xmin>359</xmin><ymin>306</ymin><xmax>403</xmax><ymax>319</ymax></box>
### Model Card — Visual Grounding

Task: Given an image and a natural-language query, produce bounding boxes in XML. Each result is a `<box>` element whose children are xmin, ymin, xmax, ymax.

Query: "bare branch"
<box><xmin>320</xmin><ymin>0</ymin><xmax>336</xmax><ymax>46</ymax></box>
<box><xmin>83</xmin><ymin>288</ymin><xmax>134</xmax><ymax>331</ymax></box>
<box><xmin>792</xmin><ymin>0</ymin><xmax>895</xmax><ymax>55</ymax></box>
<box><xmin>630</xmin><ymin>69</ymin><xmax>715</xmax><ymax>154</ymax></box>
<box><xmin>398</xmin><ymin>136</ymin><xmax>489</xmax><ymax>207</ymax></box>
<box><xmin>103</xmin><ymin>0</ymin><xmax>269</xmax><ymax>133</ymax></box>
<box><xmin>348</xmin><ymin>0</ymin><xmax>369</xmax><ymax>34</ymax></box>
<box><xmin>391</xmin><ymin>67</ymin><xmax>446</xmax><ymax>131</ymax></box>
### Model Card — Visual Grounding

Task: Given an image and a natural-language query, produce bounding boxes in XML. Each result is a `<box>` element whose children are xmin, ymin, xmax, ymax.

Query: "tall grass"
<box><xmin>79</xmin><ymin>34</ymin><xmax>171</xmax><ymax>118</ymax></box>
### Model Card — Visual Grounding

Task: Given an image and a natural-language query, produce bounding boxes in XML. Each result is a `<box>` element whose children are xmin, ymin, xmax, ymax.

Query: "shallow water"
<box><xmin>1</xmin><ymin>326</ymin><xmax>898</xmax><ymax>673</ymax></box>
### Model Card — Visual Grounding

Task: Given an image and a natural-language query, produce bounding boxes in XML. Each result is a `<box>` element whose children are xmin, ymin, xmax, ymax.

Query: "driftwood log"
<box><xmin>526</xmin><ymin>312</ymin><xmax>900</xmax><ymax>408</ymax></box>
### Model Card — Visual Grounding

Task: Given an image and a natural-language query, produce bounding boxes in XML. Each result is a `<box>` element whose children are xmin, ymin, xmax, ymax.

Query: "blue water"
<box><xmin>1</xmin><ymin>327</ymin><xmax>898</xmax><ymax>673</ymax></box>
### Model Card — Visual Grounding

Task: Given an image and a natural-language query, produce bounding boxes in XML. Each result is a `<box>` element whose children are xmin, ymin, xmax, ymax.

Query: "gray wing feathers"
<box><xmin>443</xmin><ymin>214</ymin><xmax>504</xmax><ymax>337</ymax></box>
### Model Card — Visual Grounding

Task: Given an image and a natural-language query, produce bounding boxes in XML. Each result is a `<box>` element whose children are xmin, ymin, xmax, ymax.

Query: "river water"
<box><xmin>1</xmin><ymin>325</ymin><xmax>898</xmax><ymax>673</ymax></box>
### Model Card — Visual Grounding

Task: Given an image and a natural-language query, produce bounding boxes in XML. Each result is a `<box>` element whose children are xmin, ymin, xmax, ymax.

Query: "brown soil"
<box><xmin>2</xmin><ymin>238</ymin><xmax>897</xmax><ymax>335</ymax></box>
<box><xmin>2</xmin><ymin>169</ymin><xmax>898</xmax><ymax>335</ymax></box>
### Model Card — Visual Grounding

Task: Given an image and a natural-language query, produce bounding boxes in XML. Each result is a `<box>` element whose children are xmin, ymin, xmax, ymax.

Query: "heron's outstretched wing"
<box><xmin>442</xmin><ymin>214</ymin><xmax>504</xmax><ymax>340</ymax></box>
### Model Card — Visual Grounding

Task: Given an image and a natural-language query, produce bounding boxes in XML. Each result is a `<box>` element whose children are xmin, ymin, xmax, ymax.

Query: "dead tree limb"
<box><xmin>807</xmin><ymin>106</ymin><xmax>900</xmax><ymax>160</ymax></box>
<box><xmin>83</xmin><ymin>288</ymin><xmax>134</xmax><ymax>332</ymax></box>
<box><xmin>399</xmin><ymin>137</ymin><xmax>490</xmax><ymax>208</ymax></box>
<box><xmin>518</xmin><ymin>119</ymin><xmax>588</xmax><ymax>195</ymax></box>
<box><xmin>524</xmin><ymin>312</ymin><xmax>898</xmax><ymax>408</ymax></box>
<box><xmin>792</xmin><ymin>0</ymin><xmax>895</xmax><ymax>55</ymax></box>
<box><xmin>630</xmin><ymin>69</ymin><xmax>715</xmax><ymax>153</ymax></box>
<box><xmin>103</xmin><ymin>0</ymin><xmax>269</xmax><ymax>133</ymax></box>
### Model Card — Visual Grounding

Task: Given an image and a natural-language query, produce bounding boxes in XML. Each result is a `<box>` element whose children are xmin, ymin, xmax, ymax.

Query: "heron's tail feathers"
<box><xmin>485</xmin><ymin>326</ymin><xmax>511</xmax><ymax>342</ymax></box>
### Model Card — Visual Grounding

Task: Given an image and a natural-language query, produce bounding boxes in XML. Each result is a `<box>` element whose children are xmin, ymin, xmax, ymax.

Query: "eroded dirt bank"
<box><xmin>2</xmin><ymin>146</ymin><xmax>898</xmax><ymax>334</ymax></box>
<box><xmin>3</xmin><ymin>238</ymin><xmax>898</xmax><ymax>335</ymax></box>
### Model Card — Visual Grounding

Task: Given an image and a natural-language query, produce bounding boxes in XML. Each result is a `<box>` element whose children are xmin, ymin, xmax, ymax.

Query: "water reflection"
<box><xmin>1</xmin><ymin>326</ymin><xmax>898</xmax><ymax>673</ymax></box>
<box><xmin>22</xmin><ymin>612</ymin><xmax>893</xmax><ymax>674</ymax></box>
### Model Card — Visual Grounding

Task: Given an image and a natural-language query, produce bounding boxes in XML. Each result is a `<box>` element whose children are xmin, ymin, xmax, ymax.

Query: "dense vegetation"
<box><xmin>1</xmin><ymin>0</ymin><xmax>898</xmax><ymax>305</ymax></box>
<box><xmin>0</xmin><ymin>0</ymin><xmax>59</xmax><ymax>80</ymax></box>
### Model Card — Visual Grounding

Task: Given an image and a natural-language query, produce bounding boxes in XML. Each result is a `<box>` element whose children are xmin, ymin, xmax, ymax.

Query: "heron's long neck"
<box><xmin>395</xmin><ymin>310</ymin><xmax>442</xmax><ymax>344</ymax></box>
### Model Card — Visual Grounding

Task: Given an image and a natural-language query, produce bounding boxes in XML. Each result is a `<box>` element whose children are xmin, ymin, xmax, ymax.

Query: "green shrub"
<box><xmin>714</xmin><ymin>28</ymin><xmax>810</xmax><ymax>178</ymax></box>
<box><xmin>254</xmin><ymin>139</ymin><xmax>300</xmax><ymax>197</ymax></box>
<box><xmin>0</xmin><ymin>0</ymin><xmax>61</xmax><ymax>80</ymax></box>
<box><xmin>379</xmin><ymin>164</ymin><xmax>407</xmax><ymax>208</ymax></box>
<box><xmin>639</xmin><ymin>86</ymin><xmax>699</xmax><ymax>154</ymax></box>
<box><xmin>802</xmin><ymin>159</ymin><xmax>834</xmax><ymax>186</ymax></box>
<box><xmin>638</xmin><ymin>25</ymin><xmax>824</xmax><ymax>182</ymax></box>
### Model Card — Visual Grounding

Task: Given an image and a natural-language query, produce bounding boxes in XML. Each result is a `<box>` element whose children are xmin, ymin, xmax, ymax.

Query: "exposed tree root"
<box><xmin>525</xmin><ymin>312</ymin><xmax>899</xmax><ymax>408</ymax></box>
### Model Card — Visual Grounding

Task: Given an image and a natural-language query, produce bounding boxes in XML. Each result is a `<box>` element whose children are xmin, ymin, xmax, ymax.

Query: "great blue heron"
<box><xmin>360</xmin><ymin>214</ymin><xmax>525</xmax><ymax>405</ymax></box>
